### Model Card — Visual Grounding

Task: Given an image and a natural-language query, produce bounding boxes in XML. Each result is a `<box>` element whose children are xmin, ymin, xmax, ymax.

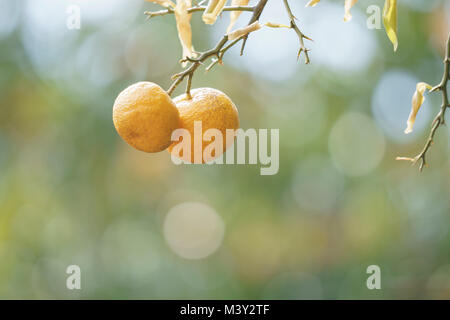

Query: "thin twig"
<box><xmin>145</xmin><ymin>5</ymin><xmax>254</xmax><ymax>19</ymax></box>
<box><xmin>397</xmin><ymin>34</ymin><xmax>450</xmax><ymax>171</ymax></box>
<box><xmin>185</xmin><ymin>73</ymin><xmax>193</xmax><ymax>99</ymax></box>
<box><xmin>240</xmin><ymin>0</ymin><xmax>269</xmax><ymax>56</ymax></box>
<box><xmin>282</xmin><ymin>0</ymin><xmax>312</xmax><ymax>64</ymax></box>
<box><xmin>167</xmin><ymin>35</ymin><xmax>245</xmax><ymax>96</ymax></box>
<box><xmin>163</xmin><ymin>1</ymin><xmax>270</xmax><ymax>97</ymax></box>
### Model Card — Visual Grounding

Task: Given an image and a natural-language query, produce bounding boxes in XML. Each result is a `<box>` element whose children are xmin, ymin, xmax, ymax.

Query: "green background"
<box><xmin>0</xmin><ymin>0</ymin><xmax>449</xmax><ymax>299</ymax></box>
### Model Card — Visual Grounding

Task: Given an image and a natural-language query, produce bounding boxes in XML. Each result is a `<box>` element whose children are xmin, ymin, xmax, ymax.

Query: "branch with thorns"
<box><xmin>145</xmin><ymin>0</ymin><xmax>449</xmax><ymax>171</ymax></box>
<box><xmin>167</xmin><ymin>34</ymin><xmax>242</xmax><ymax>97</ymax></box>
<box><xmin>145</xmin><ymin>0</ymin><xmax>311</xmax><ymax>97</ymax></box>
<box><xmin>396</xmin><ymin>34</ymin><xmax>450</xmax><ymax>171</ymax></box>
<box><xmin>282</xmin><ymin>0</ymin><xmax>312</xmax><ymax>64</ymax></box>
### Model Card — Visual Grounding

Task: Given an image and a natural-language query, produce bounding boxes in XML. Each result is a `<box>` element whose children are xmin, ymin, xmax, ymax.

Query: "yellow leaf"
<box><xmin>174</xmin><ymin>0</ymin><xmax>196</xmax><ymax>67</ymax></box>
<box><xmin>343</xmin><ymin>0</ymin><xmax>358</xmax><ymax>22</ymax></box>
<box><xmin>265</xmin><ymin>22</ymin><xmax>290</xmax><ymax>29</ymax></box>
<box><xmin>227</xmin><ymin>0</ymin><xmax>250</xmax><ymax>33</ymax></box>
<box><xmin>203</xmin><ymin>0</ymin><xmax>228</xmax><ymax>25</ymax></box>
<box><xmin>228</xmin><ymin>21</ymin><xmax>261</xmax><ymax>40</ymax></box>
<box><xmin>383</xmin><ymin>0</ymin><xmax>398</xmax><ymax>51</ymax></box>
<box><xmin>146</xmin><ymin>0</ymin><xmax>176</xmax><ymax>8</ymax></box>
<box><xmin>404</xmin><ymin>82</ymin><xmax>432</xmax><ymax>134</ymax></box>
<box><xmin>305</xmin><ymin>0</ymin><xmax>320</xmax><ymax>7</ymax></box>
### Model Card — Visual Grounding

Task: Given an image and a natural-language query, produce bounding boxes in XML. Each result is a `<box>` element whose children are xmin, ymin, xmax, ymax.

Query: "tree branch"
<box><xmin>164</xmin><ymin>0</ymin><xmax>270</xmax><ymax>97</ymax></box>
<box><xmin>282</xmin><ymin>0</ymin><xmax>312</xmax><ymax>64</ymax></box>
<box><xmin>145</xmin><ymin>5</ymin><xmax>255</xmax><ymax>19</ymax></box>
<box><xmin>240</xmin><ymin>0</ymin><xmax>269</xmax><ymax>55</ymax></box>
<box><xmin>166</xmin><ymin>35</ymin><xmax>244</xmax><ymax>96</ymax></box>
<box><xmin>397</xmin><ymin>34</ymin><xmax>450</xmax><ymax>171</ymax></box>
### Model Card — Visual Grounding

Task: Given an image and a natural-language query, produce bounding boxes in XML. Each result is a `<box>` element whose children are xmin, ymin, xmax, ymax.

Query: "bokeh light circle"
<box><xmin>329</xmin><ymin>112</ymin><xmax>386</xmax><ymax>176</ymax></box>
<box><xmin>164</xmin><ymin>202</ymin><xmax>225</xmax><ymax>260</ymax></box>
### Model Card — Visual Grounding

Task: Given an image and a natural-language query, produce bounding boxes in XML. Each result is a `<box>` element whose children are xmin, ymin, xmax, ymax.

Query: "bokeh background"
<box><xmin>0</xmin><ymin>0</ymin><xmax>450</xmax><ymax>299</ymax></box>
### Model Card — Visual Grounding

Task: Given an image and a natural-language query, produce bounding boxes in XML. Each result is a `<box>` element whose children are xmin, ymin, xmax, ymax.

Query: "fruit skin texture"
<box><xmin>168</xmin><ymin>87</ymin><xmax>240</xmax><ymax>163</ymax></box>
<box><xmin>113</xmin><ymin>82</ymin><xmax>180</xmax><ymax>153</ymax></box>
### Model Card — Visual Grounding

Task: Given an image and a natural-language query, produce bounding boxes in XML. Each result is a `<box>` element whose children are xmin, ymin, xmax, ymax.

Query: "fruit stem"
<box><xmin>186</xmin><ymin>73</ymin><xmax>193</xmax><ymax>99</ymax></box>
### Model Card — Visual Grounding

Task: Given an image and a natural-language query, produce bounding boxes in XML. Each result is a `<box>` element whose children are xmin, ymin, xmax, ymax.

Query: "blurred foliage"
<box><xmin>0</xmin><ymin>0</ymin><xmax>449</xmax><ymax>299</ymax></box>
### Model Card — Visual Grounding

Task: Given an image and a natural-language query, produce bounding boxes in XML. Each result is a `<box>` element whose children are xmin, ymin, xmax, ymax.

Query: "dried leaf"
<box><xmin>383</xmin><ymin>0</ymin><xmax>398</xmax><ymax>51</ymax></box>
<box><xmin>305</xmin><ymin>0</ymin><xmax>320</xmax><ymax>7</ymax></box>
<box><xmin>227</xmin><ymin>0</ymin><xmax>250</xmax><ymax>33</ymax></box>
<box><xmin>265</xmin><ymin>22</ymin><xmax>290</xmax><ymax>29</ymax></box>
<box><xmin>404</xmin><ymin>82</ymin><xmax>432</xmax><ymax>134</ymax></box>
<box><xmin>146</xmin><ymin>0</ymin><xmax>176</xmax><ymax>8</ymax></box>
<box><xmin>174</xmin><ymin>0</ymin><xmax>196</xmax><ymax>67</ymax></box>
<box><xmin>343</xmin><ymin>0</ymin><xmax>358</xmax><ymax>22</ymax></box>
<box><xmin>203</xmin><ymin>0</ymin><xmax>228</xmax><ymax>25</ymax></box>
<box><xmin>395</xmin><ymin>157</ymin><xmax>415</xmax><ymax>162</ymax></box>
<box><xmin>227</xmin><ymin>21</ymin><xmax>261</xmax><ymax>40</ymax></box>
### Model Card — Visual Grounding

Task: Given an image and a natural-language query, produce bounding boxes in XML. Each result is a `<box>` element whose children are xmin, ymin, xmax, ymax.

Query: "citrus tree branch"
<box><xmin>167</xmin><ymin>35</ymin><xmax>244</xmax><ymax>96</ymax></box>
<box><xmin>397</xmin><ymin>34</ymin><xmax>450</xmax><ymax>171</ymax></box>
<box><xmin>145</xmin><ymin>5</ymin><xmax>255</xmax><ymax>19</ymax></box>
<box><xmin>282</xmin><ymin>0</ymin><xmax>311</xmax><ymax>64</ymax></box>
<box><xmin>239</xmin><ymin>0</ymin><xmax>268</xmax><ymax>55</ymax></box>
<box><xmin>165</xmin><ymin>0</ymin><xmax>270</xmax><ymax>97</ymax></box>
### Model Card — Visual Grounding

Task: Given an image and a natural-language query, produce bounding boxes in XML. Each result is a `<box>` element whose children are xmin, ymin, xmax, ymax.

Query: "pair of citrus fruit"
<box><xmin>113</xmin><ymin>82</ymin><xmax>239</xmax><ymax>163</ymax></box>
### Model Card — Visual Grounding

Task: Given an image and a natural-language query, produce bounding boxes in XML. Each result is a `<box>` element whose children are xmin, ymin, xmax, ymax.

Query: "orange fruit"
<box><xmin>113</xmin><ymin>82</ymin><xmax>180</xmax><ymax>153</ymax></box>
<box><xmin>168</xmin><ymin>87</ymin><xmax>240</xmax><ymax>163</ymax></box>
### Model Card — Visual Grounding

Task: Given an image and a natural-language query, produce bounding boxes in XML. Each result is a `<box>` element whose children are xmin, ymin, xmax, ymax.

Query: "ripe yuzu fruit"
<box><xmin>168</xmin><ymin>87</ymin><xmax>240</xmax><ymax>163</ymax></box>
<box><xmin>113</xmin><ymin>82</ymin><xmax>180</xmax><ymax>153</ymax></box>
